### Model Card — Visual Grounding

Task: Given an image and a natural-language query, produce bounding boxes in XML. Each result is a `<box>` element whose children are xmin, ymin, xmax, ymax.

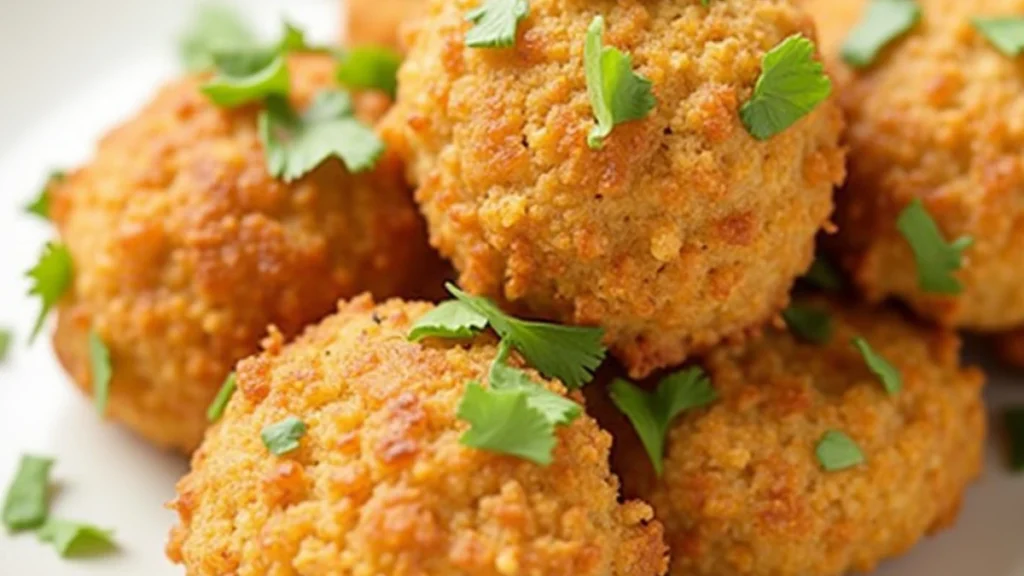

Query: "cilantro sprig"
<box><xmin>89</xmin><ymin>332</ymin><xmax>113</xmax><ymax>416</ymax></box>
<box><xmin>206</xmin><ymin>372</ymin><xmax>237</xmax><ymax>423</ymax></box>
<box><xmin>841</xmin><ymin>0</ymin><xmax>921</xmax><ymax>68</ymax></box>
<box><xmin>816</xmin><ymin>430</ymin><xmax>864</xmax><ymax>471</ymax></box>
<box><xmin>740</xmin><ymin>34</ymin><xmax>831</xmax><ymax>140</ymax></box>
<box><xmin>584</xmin><ymin>16</ymin><xmax>656</xmax><ymax>149</ymax></box>
<box><xmin>852</xmin><ymin>337</ymin><xmax>902</xmax><ymax>395</ymax></box>
<box><xmin>261</xmin><ymin>416</ymin><xmax>307</xmax><ymax>455</ymax></box>
<box><xmin>973</xmin><ymin>17</ymin><xmax>1024</xmax><ymax>56</ymax></box>
<box><xmin>37</xmin><ymin>519</ymin><xmax>117</xmax><ymax>558</ymax></box>
<box><xmin>464</xmin><ymin>0</ymin><xmax>529</xmax><ymax>49</ymax></box>
<box><xmin>26</xmin><ymin>170</ymin><xmax>65</xmax><ymax>221</ymax></box>
<box><xmin>896</xmin><ymin>198</ymin><xmax>972</xmax><ymax>295</ymax></box>
<box><xmin>336</xmin><ymin>46</ymin><xmax>402</xmax><ymax>99</ymax></box>
<box><xmin>782</xmin><ymin>304</ymin><xmax>833</xmax><ymax>344</ymax></box>
<box><xmin>609</xmin><ymin>367</ymin><xmax>717</xmax><ymax>475</ymax></box>
<box><xmin>27</xmin><ymin>242</ymin><xmax>73</xmax><ymax>343</ymax></box>
<box><xmin>179</xmin><ymin>3</ymin><xmax>258</xmax><ymax>72</ymax></box>
<box><xmin>802</xmin><ymin>255</ymin><xmax>843</xmax><ymax>291</ymax></box>
<box><xmin>2</xmin><ymin>454</ymin><xmax>53</xmax><ymax>531</ymax></box>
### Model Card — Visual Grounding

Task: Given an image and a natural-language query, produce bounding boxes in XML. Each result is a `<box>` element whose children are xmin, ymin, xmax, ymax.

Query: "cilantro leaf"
<box><xmin>261</xmin><ymin>416</ymin><xmax>307</xmax><ymax>455</ymax></box>
<box><xmin>782</xmin><ymin>304</ymin><xmax>833</xmax><ymax>344</ymax></box>
<box><xmin>336</xmin><ymin>45</ymin><xmax>402</xmax><ymax>99</ymax></box>
<box><xmin>841</xmin><ymin>0</ymin><xmax>921</xmax><ymax>68</ymax></box>
<box><xmin>447</xmin><ymin>284</ymin><xmax>606</xmax><ymax>389</ymax></box>
<box><xmin>27</xmin><ymin>242</ymin><xmax>73</xmax><ymax>343</ymax></box>
<box><xmin>26</xmin><ymin>170</ymin><xmax>65</xmax><ymax>221</ymax></box>
<box><xmin>896</xmin><ymin>198</ymin><xmax>972</xmax><ymax>294</ymax></box>
<box><xmin>815</xmin><ymin>430</ymin><xmax>864</xmax><ymax>471</ymax></box>
<box><xmin>206</xmin><ymin>372</ymin><xmax>237</xmax><ymax>423</ymax></box>
<box><xmin>740</xmin><ymin>34</ymin><xmax>832</xmax><ymax>141</ymax></box>
<box><xmin>1004</xmin><ymin>407</ymin><xmax>1024</xmax><ymax>472</ymax></box>
<box><xmin>802</xmin><ymin>255</ymin><xmax>843</xmax><ymax>291</ymax></box>
<box><xmin>260</xmin><ymin>91</ymin><xmax>385</xmax><ymax>181</ymax></box>
<box><xmin>609</xmin><ymin>367</ymin><xmax>717</xmax><ymax>475</ymax></box>
<box><xmin>179</xmin><ymin>3</ymin><xmax>257</xmax><ymax>72</ymax></box>
<box><xmin>0</xmin><ymin>329</ymin><xmax>11</xmax><ymax>363</ymax></box>
<box><xmin>488</xmin><ymin>341</ymin><xmax>581</xmax><ymax>426</ymax></box>
<box><xmin>584</xmin><ymin>16</ymin><xmax>656</xmax><ymax>149</ymax></box>
<box><xmin>457</xmin><ymin>382</ymin><xmax>556</xmax><ymax>465</ymax></box>
<box><xmin>89</xmin><ymin>331</ymin><xmax>113</xmax><ymax>416</ymax></box>
<box><xmin>201</xmin><ymin>53</ymin><xmax>290</xmax><ymax>108</ymax></box>
<box><xmin>973</xmin><ymin>18</ymin><xmax>1024</xmax><ymax>56</ymax></box>
<box><xmin>465</xmin><ymin>0</ymin><xmax>529</xmax><ymax>48</ymax></box>
<box><xmin>408</xmin><ymin>300</ymin><xmax>489</xmax><ymax>341</ymax></box>
<box><xmin>2</xmin><ymin>454</ymin><xmax>53</xmax><ymax>531</ymax></box>
<box><xmin>851</xmin><ymin>337</ymin><xmax>902</xmax><ymax>395</ymax></box>
<box><xmin>37</xmin><ymin>519</ymin><xmax>117</xmax><ymax>558</ymax></box>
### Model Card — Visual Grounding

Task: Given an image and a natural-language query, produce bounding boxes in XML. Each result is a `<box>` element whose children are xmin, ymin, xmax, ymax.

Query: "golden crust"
<box><xmin>805</xmin><ymin>0</ymin><xmax>1024</xmax><ymax>329</ymax></box>
<box><xmin>346</xmin><ymin>0</ymin><xmax>425</xmax><ymax>51</ymax></box>
<box><xmin>590</xmin><ymin>297</ymin><xmax>985</xmax><ymax>576</ymax></box>
<box><xmin>167</xmin><ymin>295</ymin><xmax>668</xmax><ymax>575</ymax></box>
<box><xmin>382</xmin><ymin>0</ymin><xmax>845</xmax><ymax>378</ymax></box>
<box><xmin>50</xmin><ymin>55</ymin><xmax>445</xmax><ymax>453</ymax></box>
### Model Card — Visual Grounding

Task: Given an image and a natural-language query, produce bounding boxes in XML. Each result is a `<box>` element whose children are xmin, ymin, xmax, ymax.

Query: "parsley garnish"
<box><xmin>447</xmin><ymin>284</ymin><xmax>606</xmax><ymax>389</ymax></box>
<box><xmin>261</xmin><ymin>416</ymin><xmax>307</xmax><ymax>455</ymax></box>
<box><xmin>851</xmin><ymin>337</ymin><xmax>901</xmax><ymax>395</ymax></box>
<box><xmin>206</xmin><ymin>372</ymin><xmax>237</xmax><ymax>423</ymax></box>
<box><xmin>584</xmin><ymin>16</ymin><xmax>656</xmax><ymax>149</ymax></box>
<box><xmin>408</xmin><ymin>300</ymin><xmax>489</xmax><ymax>341</ymax></box>
<box><xmin>609</xmin><ymin>367</ymin><xmax>717</xmax><ymax>475</ymax></box>
<box><xmin>458</xmin><ymin>382</ymin><xmax>555</xmax><ymax>464</ymax></box>
<box><xmin>2</xmin><ymin>454</ymin><xmax>53</xmax><ymax>531</ymax></box>
<box><xmin>464</xmin><ymin>0</ymin><xmax>529</xmax><ymax>49</ymax></box>
<box><xmin>26</xmin><ymin>170</ymin><xmax>65</xmax><ymax>221</ymax></box>
<box><xmin>841</xmin><ymin>0</ymin><xmax>920</xmax><ymax>68</ymax></box>
<box><xmin>336</xmin><ymin>46</ymin><xmax>402</xmax><ymax>99</ymax></box>
<box><xmin>815</xmin><ymin>430</ymin><xmax>864</xmax><ymax>471</ymax></box>
<box><xmin>179</xmin><ymin>3</ymin><xmax>257</xmax><ymax>72</ymax></box>
<box><xmin>487</xmin><ymin>341</ymin><xmax>582</xmax><ymax>425</ymax></box>
<box><xmin>89</xmin><ymin>332</ymin><xmax>113</xmax><ymax>416</ymax></box>
<box><xmin>740</xmin><ymin>34</ymin><xmax>831</xmax><ymax>140</ymax></box>
<box><xmin>0</xmin><ymin>329</ymin><xmax>11</xmax><ymax>363</ymax></box>
<box><xmin>260</xmin><ymin>91</ymin><xmax>385</xmax><ymax>181</ymax></box>
<box><xmin>896</xmin><ymin>198</ymin><xmax>972</xmax><ymax>294</ymax></box>
<box><xmin>973</xmin><ymin>18</ymin><xmax>1024</xmax><ymax>57</ymax></box>
<box><xmin>802</xmin><ymin>255</ymin><xmax>843</xmax><ymax>291</ymax></box>
<box><xmin>27</xmin><ymin>242</ymin><xmax>73</xmax><ymax>343</ymax></box>
<box><xmin>37</xmin><ymin>519</ymin><xmax>116</xmax><ymax>558</ymax></box>
<box><xmin>1004</xmin><ymin>407</ymin><xmax>1024</xmax><ymax>472</ymax></box>
<box><xmin>782</xmin><ymin>304</ymin><xmax>833</xmax><ymax>344</ymax></box>
<box><xmin>201</xmin><ymin>53</ymin><xmax>290</xmax><ymax>107</ymax></box>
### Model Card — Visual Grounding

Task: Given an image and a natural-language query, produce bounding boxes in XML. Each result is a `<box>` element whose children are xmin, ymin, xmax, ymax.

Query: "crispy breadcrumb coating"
<box><xmin>166</xmin><ymin>296</ymin><xmax>667</xmax><ymax>575</ymax></box>
<box><xmin>590</xmin><ymin>297</ymin><xmax>985</xmax><ymax>576</ymax></box>
<box><xmin>346</xmin><ymin>0</ymin><xmax>423</xmax><ymax>50</ymax></box>
<box><xmin>50</xmin><ymin>54</ymin><xmax>444</xmax><ymax>453</ymax></box>
<box><xmin>381</xmin><ymin>0</ymin><xmax>845</xmax><ymax>378</ymax></box>
<box><xmin>804</xmin><ymin>0</ymin><xmax>1024</xmax><ymax>329</ymax></box>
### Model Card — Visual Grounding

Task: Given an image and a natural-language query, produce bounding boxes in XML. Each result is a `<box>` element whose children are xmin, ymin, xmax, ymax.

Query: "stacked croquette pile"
<box><xmin>20</xmin><ymin>0</ymin><xmax>1024</xmax><ymax>573</ymax></box>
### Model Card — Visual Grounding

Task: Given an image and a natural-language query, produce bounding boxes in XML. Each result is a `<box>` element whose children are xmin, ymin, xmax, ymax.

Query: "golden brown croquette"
<box><xmin>382</xmin><ymin>0</ymin><xmax>846</xmax><ymax>379</ymax></box>
<box><xmin>346</xmin><ymin>0</ymin><xmax>423</xmax><ymax>50</ymax></box>
<box><xmin>167</xmin><ymin>295</ymin><xmax>668</xmax><ymax>575</ymax></box>
<box><xmin>50</xmin><ymin>54</ymin><xmax>445</xmax><ymax>453</ymax></box>
<box><xmin>589</xmin><ymin>297</ymin><xmax>985</xmax><ymax>576</ymax></box>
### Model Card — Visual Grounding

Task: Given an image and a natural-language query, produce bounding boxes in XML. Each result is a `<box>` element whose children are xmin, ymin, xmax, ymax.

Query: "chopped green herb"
<box><xmin>897</xmin><ymin>198</ymin><xmax>972</xmax><ymax>294</ymax></box>
<box><xmin>27</xmin><ymin>242</ymin><xmax>73</xmax><ymax>343</ymax></box>
<box><xmin>782</xmin><ymin>304</ymin><xmax>833</xmax><ymax>344</ymax></box>
<box><xmin>207</xmin><ymin>372</ymin><xmax>237</xmax><ymax>423</ymax></box>
<box><xmin>973</xmin><ymin>17</ymin><xmax>1024</xmax><ymax>56</ymax></box>
<box><xmin>584</xmin><ymin>16</ymin><xmax>656</xmax><ymax>149</ymax></box>
<box><xmin>464</xmin><ymin>0</ymin><xmax>529</xmax><ymax>48</ymax></box>
<box><xmin>447</xmin><ymin>284</ymin><xmax>606</xmax><ymax>389</ymax></box>
<box><xmin>336</xmin><ymin>45</ymin><xmax>402</xmax><ymax>99</ymax></box>
<box><xmin>2</xmin><ymin>454</ymin><xmax>54</xmax><ymax>531</ymax></box>
<box><xmin>740</xmin><ymin>34</ymin><xmax>832</xmax><ymax>140</ymax></box>
<box><xmin>1004</xmin><ymin>407</ymin><xmax>1024</xmax><ymax>472</ymax></box>
<box><xmin>26</xmin><ymin>170</ymin><xmax>65</xmax><ymax>221</ymax></box>
<box><xmin>457</xmin><ymin>381</ymin><xmax>555</xmax><ymax>465</ymax></box>
<box><xmin>802</xmin><ymin>255</ymin><xmax>843</xmax><ymax>291</ymax></box>
<box><xmin>0</xmin><ymin>329</ymin><xmax>10</xmax><ymax>363</ymax></box>
<box><xmin>841</xmin><ymin>0</ymin><xmax>920</xmax><ymax>68</ymax></box>
<box><xmin>408</xmin><ymin>300</ymin><xmax>489</xmax><ymax>341</ymax></box>
<box><xmin>201</xmin><ymin>53</ymin><xmax>290</xmax><ymax>107</ymax></box>
<box><xmin>851</xmin><ymin>337</ymin><xmax>901</xmax><ymax>395</ymax></box>
<box><xmin>260</xmin><ymin>91</ymin><xmax>385</xmax><ymax>181</ymax></box>
<box><xmin>179</xmin><ymin>3</ymin><xmax>257</xmax><ymax>72</ymax></box>
<box><xmin>261</xmin><ymin>416</ymin><xmax>307</xmax><ymax>455</ymax></box>
<box><xmin>609</xmin><ymin>367</ymin><xmax>717</xmax><ymax>475</ymax></box>
<box><xmin>89</xmin><ymin>332</ymin><xmax>112</xmax><ymax>416</ymax></box>
<box><xmin>815</xmin><ymin>430</ymin><xmax>864</xmax><ymax>471</ymax></box>
<box><xmin>37</xmin><ymin>519</ymin><xmax>116</xmax><ymax>558</ymax></box>
<box><xmin>488</xmin><ymin>341</ymin><xmax>582</xmax><ymax>426</ymax></box>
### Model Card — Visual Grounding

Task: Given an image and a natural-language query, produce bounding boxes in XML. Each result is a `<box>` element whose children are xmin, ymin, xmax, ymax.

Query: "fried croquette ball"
<box><xmin>590</xmin><ymin>297</ymin><xmax>985</xmax><ymax>576</ymax></box>
<box><xmin>166</xmin><ymin>295</ymin><xmax>668</xmax><ymax>576</ymax></box>
<box><xmin>347</xmin><ymin>0</ymin><xmax>423</xmax><ymax>50</ymax></box>
<box><xmin>49</xmin><ymin>54</ymin><xmax>443</xmax><ymax>454</ymax></box>
<box><xmin>804</xmin><ymin>0</ymin><xmax>1024</xmax><ymax>329</ymax></box>
<box><xmin>382</xmin><ymin>0</ymin><xmax>846</xmax><ymax>378</ymax></box>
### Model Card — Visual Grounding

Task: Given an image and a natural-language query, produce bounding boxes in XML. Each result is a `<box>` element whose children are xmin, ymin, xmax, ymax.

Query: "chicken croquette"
<box><xmin>805</xmin><ymin>0</ymin><xmax>1024</xmax><ymax>329</ymax></box>
<box><xmin>346</xmin><ymin>0</ymin><xmax>422</xmax><ymax>50</ymax></box>
<box><xmin>50</xmin><ymin>54</ymin><xmax>442</xmax><ymax>453</ymax></box>
<box><xmin>166</xmin><ymin>295</ymin><xmax>668</xmax><ymax>576</ymax></box>
<box><xmin>592</xmin><ymin>298</ymin><xmax>985</xmax><ymax>576</ymax></box>
<box><xmin>381</xmin><ymin>0</ymin><xmax>845</xmax><ymax>379</ymax></box>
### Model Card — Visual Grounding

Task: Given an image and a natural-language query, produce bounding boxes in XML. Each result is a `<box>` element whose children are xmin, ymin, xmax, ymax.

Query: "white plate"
<box><xmin>0</xmin><ymin>1</ymin><xmax>1021</xmax><ymax>574</ymax></box>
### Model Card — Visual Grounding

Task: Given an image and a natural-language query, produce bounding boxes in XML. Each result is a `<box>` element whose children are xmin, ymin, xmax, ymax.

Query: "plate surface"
<box><xmin>0</xmin><ymin>1</ymin><xmax>1021</xmax><ymax>574</ymax></box>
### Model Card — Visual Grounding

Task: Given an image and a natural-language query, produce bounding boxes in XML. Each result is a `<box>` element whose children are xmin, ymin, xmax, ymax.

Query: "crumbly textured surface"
<box><xmin>346</xmin><ymin>0</ymin><xmax>424</xmax><ymax>50</ymax></box>
<box><xmin>590</xmin><ymin>297</ymin><xmax>985</xmax><ymax>576</ymax></box>
<box><xmin>805</xmin><ymin>0</ymin><xmax>1024</xmax><ymax>329</ymax></box>
<box><xmin>50</xmin><ymin>54</ymin><xmax>444</xmax><ymax>453</ymax></box>
<box><xmin>382</xmin><ymin>0</ymin><xmax>845</xmax><ymax>378</ymax></box>
<box><xmin>167</xmin><ymin>296</ymin><xmax>668</xmax><ymax>575</ymax></box>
